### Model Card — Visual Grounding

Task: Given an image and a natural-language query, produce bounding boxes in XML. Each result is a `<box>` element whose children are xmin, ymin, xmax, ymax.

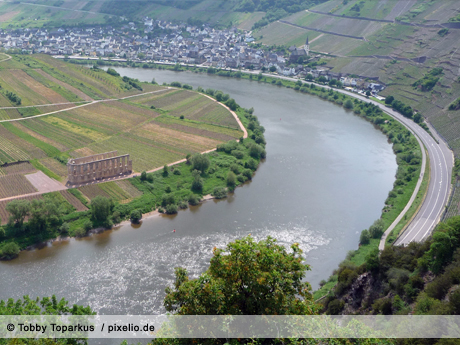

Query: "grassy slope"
<box><xmin>0</xmin><ymin>54</ymin><xmax>241</xmax><ymax>182</ymax></box>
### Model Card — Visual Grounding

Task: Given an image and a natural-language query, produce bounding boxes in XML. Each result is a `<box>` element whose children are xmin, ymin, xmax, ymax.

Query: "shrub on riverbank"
<box><xmin>0</xmin><ymin>97</ymin><xmax>265</xmax><ymax>255</ymax></box>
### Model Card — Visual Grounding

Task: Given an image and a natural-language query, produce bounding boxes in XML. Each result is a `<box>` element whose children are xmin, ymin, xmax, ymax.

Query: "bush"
<box><xmin>0</xmin><ymin>242</ymin><xmax>20</xmax><ymax>259</ymax></box>
<box><xmin>59</xmin><ymin>222</ymin><xmax>70</xmax><ymax>235</ymax></box>
<box><xmin>161</xmin><ymin>194</ymin><xmax>176</xmax><ymax>207</ymax></box>
<box><xmin>83</xmin><ymin>219</ymin><xmax>93</xmax><ymax>231</ymax></box>
<box><xmin>227</xmin><ymin>171</ymin><xmax>237</xmax><ymax>188</ymax></box>
<box><xmin>165</xmin><ymin>204</ymin><xmax>178</xmax><ymax>214</ymax></box>
<box><xmin>75</xmin><ymin>228</ymin><xmax>87</xmax><ymax>238</ymax></box>
<box><xmin>231</xmin><ymin>150</ymin><xmax>244</xmax><ymax>159</ymax></box>
<box><xmin>213</xmin><ymin>187</ymin><xmax>227</xmax><ymax>199</ymax></box>
<box><xmin>158</xmin><ymin>207</ymin><xmax>165</xmax><ymax>213</ymax></box>
<box><xmin>163</xmin><ymin>164</ymin><xmax>169</xmax><ymax>177</ymax></box>
<box><xmin>191</xmin><ymin>175</ymin><xmax>203</xmax><ymax>192</ymax></box>
<box><xmin>173</xmin><ymin>169</ymin><xmax>181</xmax><ymax>175</ymax></box>
<box><xmin>344</xmin><ymin>99</ymin><xmax>354</xmax><ymax>109</ymax></box>
<box><xmin>111</xmin><ymin>211</ymin><xmax>121</xmax><ymax>224</ymax></box>
<box><xmin>188</xmin><ymin>194</ymin><xmax>200</xmax><ymax>206</ymax></box>
<box><xmin>140</xmin><ymin>171</ymin><xmax>147</xmax><ymax>181</ymax></box>
<box><xmin>180</xmin><ymin>115</ymin><xmax>185</xmax><ymax>119</ymax></box>
<box><xmin>369</xmin><ymin>219</ymin><xmax>385</xmax><ymax>238</ymax></box>
<box><xmin>191</xmin><ymin>154</ymin><xmax>210</xmax><ymax>173</ymax></box>
<box><xmin>326</xmin><ymin>299</ymin><xmax>345</xmax><ymax>315</ymax></box>
<box><xmin>248</xmin><ymin>143</ymin><xmax>266</xmax><ymax>159</ymax></box>
<box><xmin>242</xmin><ymin>169</ymin><xmax>253</xmax><ymax>180</ymax></box>
<box><xmin>130</xmin><ymin>209</ymin><xmax>142</xmax><ymax>224</ymax></box>
<box><xmin>245</xmin><ymin>158</ymin><xmax>258</xmax><ymax>171</ymax></box>
<box><xmin>179</xmin><ymin>201</ymin><xmax>188</xmax><ymax>209</ymax></box>
<box><xmin>229</xmin><ymin>163</ymin><xmax>240</xmax><ymax>174</ymax></box>
<box><xmin>360</xmin><ymin>229</ymin><xmax>370</xmax><ymax>245</ymax></box>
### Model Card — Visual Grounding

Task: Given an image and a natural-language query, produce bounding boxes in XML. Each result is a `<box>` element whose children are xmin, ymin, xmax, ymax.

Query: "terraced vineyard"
<box><xmin>0</xmin><ymin>54</ymin><xmax>242</xmax><ymax>203</ymax></box>
<box><xmin>0</xmin><ymin>174</ymin><xmax>37</xmax><ymax>199</ymax></box>
<box><xmin>59</xmin><ymin>190</ymin><xmax>87</xmax><ymax>212</ymax></box>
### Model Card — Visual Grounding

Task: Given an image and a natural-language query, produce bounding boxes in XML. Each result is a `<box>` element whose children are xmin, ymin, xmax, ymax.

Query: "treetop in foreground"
<box><xmin>164</xmin><ymin>236</ymin><xmax>318</xmax><ymax>315</ymax></box>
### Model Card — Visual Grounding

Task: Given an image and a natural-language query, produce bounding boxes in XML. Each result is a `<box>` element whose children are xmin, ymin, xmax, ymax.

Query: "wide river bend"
<box><xmin>0</xmin><ymin>69</ymin><xmax>397</xmax><ymax>315</ymax></box>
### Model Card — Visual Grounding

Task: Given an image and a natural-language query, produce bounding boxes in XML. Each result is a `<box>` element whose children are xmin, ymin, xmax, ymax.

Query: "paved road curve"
<box><xmin>261</xmin><ymin>73</ymin><xmax>453</xmax><ymax>246</ymax></box>
<box><xmin>339</xmin><ymin>91</ymin><xmax>453</xmax><ymax>246</ymax></box>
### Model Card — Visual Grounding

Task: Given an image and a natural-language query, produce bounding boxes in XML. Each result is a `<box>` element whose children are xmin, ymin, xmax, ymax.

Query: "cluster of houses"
<box><xmin>0</xmin><ymin>17</ymin><xmax>384</xmax><ymax>95</ymax></box>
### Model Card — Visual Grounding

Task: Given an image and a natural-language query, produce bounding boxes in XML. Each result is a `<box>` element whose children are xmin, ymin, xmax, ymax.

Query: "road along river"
<box><xmin>0</xmin><ymin>69</ymin><xmax>397</xmax><ymax>314</ymax></box>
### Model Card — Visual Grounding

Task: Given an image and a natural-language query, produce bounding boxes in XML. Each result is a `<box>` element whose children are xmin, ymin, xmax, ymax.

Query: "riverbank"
<box><xmin>0</xmin><ymin>88</ymin><xmax>265</xmax><ymax>260</ymax></box>
<box><xmin>102</xmin><ymin>62</ymin><xmax>433</xmax><ymax>297</ymax></box>
<box><xmin>70</xmin><ymin>60</ymin><xmax>431</xmax><ymax>295</ymax></box>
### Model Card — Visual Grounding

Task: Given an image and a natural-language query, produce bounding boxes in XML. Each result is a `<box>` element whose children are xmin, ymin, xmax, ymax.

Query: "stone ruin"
<box><xmin>67</xmin><ymin>151</ymin><xmax>132</xmax><ymax>185</ymax></box>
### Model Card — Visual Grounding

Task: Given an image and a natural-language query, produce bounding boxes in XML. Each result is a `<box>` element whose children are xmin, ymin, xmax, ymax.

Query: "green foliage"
<box><xmin>130</xmin><ymin>209</ymin><xmax>142</xmax><ymax>224</ymax></box>
<box><xmin>188</xmin><ymin>194</ymin><xmax>200</xmax><ymax>206</ymax></box>
<box><xmin>385</xmin><ymin>95</ymin><xmax>394</xmax><ymax>104</ymax></box>
<box><xmin>369</xmin><ymin>219</ymin><xmax>385</xmax><ymax>239</ymax></box>
<box><xmin>163</xmin><ymin>164</ymin><xmax>169</xmax><ymax>177</ymax></box>
<box><xmin>344</xmin><ymin>99</ymin><xmax>354</xmax><ymax>109</ymax></box>
<box><xmin>226</xmin><ymin>171</ymin><xmax>237</xmax><ymax>188</ymax></box>
<box><xmin>212</xmin><ymin>186</ymin><xmax>227</xmax><ymax>199</ymax></box>
<box><xmin>438</xmin><ymin>28</ymin><xmax>449</xmax><ymax>37</ymax></box>
<box><xmin>190</xmin><ymin>153</ymin><xmax>210</xmax><ymax>173</ymax></box>
<box><xmin>359</xmin><ymin>229</ymin><xmax>370</xmax><ymax>245</ymax></box>
<box><xmin>6</xmin><ymin>199</ymin><xmax>30</xmax><ymax>226</ymax></box>
<box><xmin>106</xmin><ymin>67</ymin><xmax>120</xmax><ymax>77</ymax></box>
<box><xmin>448</xmin><ymin>97</ymin><xmax>460</xmax><ymax>111</ymax></box>
<box><xmin>164</xmin><ymin>236</ymin><xmax>318</xmax><ymax>315</ymax></box>
<box><xmin>90</xmin><ymin>195</ymin><xmax>112</xmax><ymax>223</ymax></box>
<box><xmin>0</xmin><ymin>295</ymin><xmax>94</xmax><ymax>316</ymax></box>
<box><xmin>0</xmin><ymin>241</ymin><xmax>20</xmax><ymax>260</ymax></box>
<box><xmin>412</xmin><ymin>68</ymin><xmax>443</xmax><ymax>92</ymax></box>
<box><xmin>165</xmin><ymin>204</ymin><xmax>178</xmax><ymax>214</ymax></box>
<box><xmin>191</xmin><ymin>173</ymin><xmax>203</xmax><ymax>192</ymax></box>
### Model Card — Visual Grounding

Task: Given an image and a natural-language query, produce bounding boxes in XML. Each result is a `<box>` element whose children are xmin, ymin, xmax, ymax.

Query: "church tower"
<box><xmin>304</xmin><ymin>36</ymin><xmax>309</xmax><ymax>56</ymax></box>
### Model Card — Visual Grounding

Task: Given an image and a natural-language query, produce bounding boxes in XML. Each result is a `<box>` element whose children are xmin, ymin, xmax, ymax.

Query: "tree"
<box><xmin>227</xmin><ymin>171</ymin><xmax>236</xmax><ymax>188</ymax></box>
<box><xmin>190</xmin><ymin>153</ymin><xmax>210</xmax><ymax>173</ymax></box>
<box><xmin>164</xmin><ymin>236</ymin><xmax>318</xmax><ymax>315</ymax></box>
<box><xmin>140</xmin><ymin>171</ymin><xmax>147</xmax><ymax>181</ymax></box>
<box><xmin>360</xmin><ymin>229</ymin><xmax>370</xmax><ymax>245</ymax></box>
<box><xmin>344</xmin><ymin>99</ymin><xmax>354</xmax><ymax>110</ymax></box>
<box><xmin>385</xmin><ymin>95</ymin><xmax>394</xmax><ymax>105</ymax></box>
<box><xmin>6</xmin><ymin>199</ymin><xmax>30</xmax><ymax>227</ymax></box>
<box><xmin>269</xmin><ymin>66</ymin><xmax>276</xmax><ymax>72</ymax></box>
<box><xmin>365</xmin><ymin>90</ymin><xmax>371</xmax><ymax>97</ymax></box>
<box><xmin>90</xmin><ymin>196</ymin><xmax>112</xmax><ymax>223</ymax></box>
<box><xmin>225</xmin><ymin>98</ymin><xmax>238</xmax><ymax>111</ymax></box>
<box><xmin>0</xmin><ymin>241</ymin><xmax>20</xmax><ymax>260</ymax></box>
<box><xmin>163</xmin><ymin>164</ymin><xmax>169</xmax><ymax>177</ymax></box>
<box><xmin>191</xmin><ymin>174</ymin><xmax>203</xmax><ymax>192</ymax></box>
<box><xmin>130</xmin><ymin>209</ymin><xmax>142</xmax><ymax>224</ymax></box>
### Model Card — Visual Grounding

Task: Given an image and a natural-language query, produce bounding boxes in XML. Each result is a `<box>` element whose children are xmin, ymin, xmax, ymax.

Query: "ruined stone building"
<box><xmin>67</xmin><ymin>151</ymin><xmax>132</xmax><ymax>185</ymax></box>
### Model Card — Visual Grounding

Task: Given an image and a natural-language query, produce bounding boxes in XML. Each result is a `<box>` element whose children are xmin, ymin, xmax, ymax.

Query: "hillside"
<box><xmin>252</xmin><ymin>0</ymin><xmax>460</xmax><ymax>218</ymax></box>
<box><xmin>319</xmin><ymin>215</ymin><xmax>460</xmax><ymax>319</ymax></box>
<box><xmin>0</xmin><ymin>54</ymin><xmax>242</xmax><ymax>223</ymax></box>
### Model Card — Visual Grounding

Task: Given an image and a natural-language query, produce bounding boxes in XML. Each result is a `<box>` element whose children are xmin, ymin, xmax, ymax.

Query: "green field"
<box><xmin>0</xmin><ymin>55</ymin><xmax>242</xmax><ymax>201</ymax></box>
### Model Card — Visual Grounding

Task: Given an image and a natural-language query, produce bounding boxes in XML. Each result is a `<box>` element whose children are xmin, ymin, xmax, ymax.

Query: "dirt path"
<box><xmin>0</xmin><ymin>86</ymin><xmax>249</xmax><ymax>202</ymax></box>
<box><xmin>0</xmin><ymin>88</ymin><xmax>172</xmax><ymax>123</ymax></box>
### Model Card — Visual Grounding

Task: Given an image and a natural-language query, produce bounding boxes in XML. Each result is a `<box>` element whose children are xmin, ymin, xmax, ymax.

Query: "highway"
<box><xmin>260</xmin><ymin>73</ymin><xmax>454</xmax><ymax>246</ymax></box>
<box><xmin>51</xmin><ymin>59</ymin><xmax>458</xmax><ymax>246</ymax></box>
<box><xmin>335</xmin><ymin>89</ymin><xmax>453</xmax><ymax>246</ymax></box>
<box><xmin>337</xmin><ymin>90</ymin><xmax>453</xmax><ymax>246</ymax></box>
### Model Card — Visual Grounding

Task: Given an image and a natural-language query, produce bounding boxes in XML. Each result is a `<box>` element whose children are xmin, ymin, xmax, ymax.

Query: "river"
<box><xmin>0</xmin><ymin>68</ymin><xmax>397</xmax><ymax>315</ymax></box>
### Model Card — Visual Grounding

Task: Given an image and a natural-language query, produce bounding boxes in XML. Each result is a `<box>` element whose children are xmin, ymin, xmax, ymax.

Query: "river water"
<box><xmin>0</xmin><ymin>68</ymin><xmax>397</xmax><ymax>315</ymax></box>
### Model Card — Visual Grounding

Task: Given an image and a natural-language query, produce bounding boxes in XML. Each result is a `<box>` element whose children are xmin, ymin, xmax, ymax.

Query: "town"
<box><xmin>0</xmin><ymin>17</ymin><xmax>385</xmax><ymax>97</ymax></box>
